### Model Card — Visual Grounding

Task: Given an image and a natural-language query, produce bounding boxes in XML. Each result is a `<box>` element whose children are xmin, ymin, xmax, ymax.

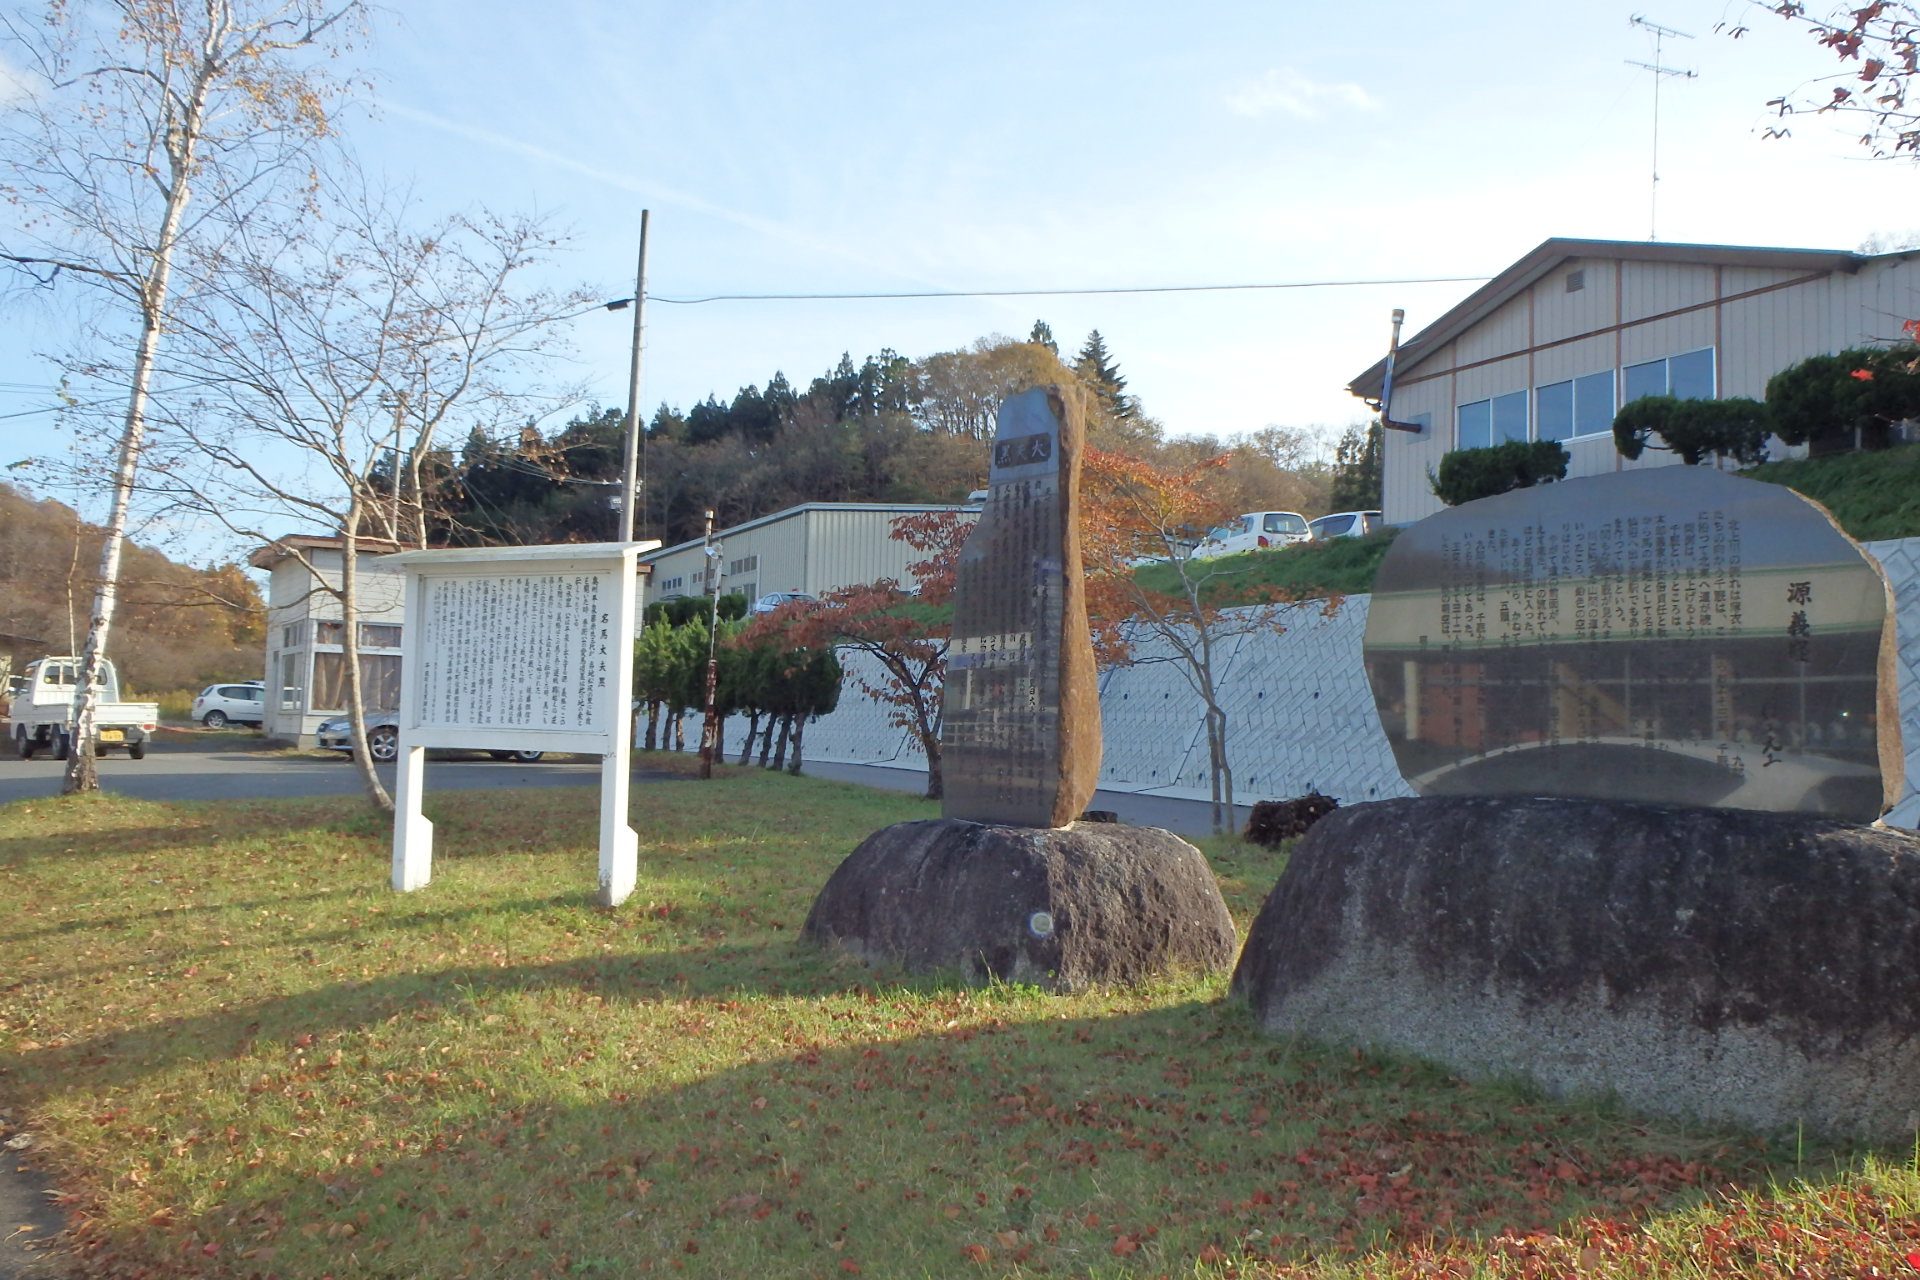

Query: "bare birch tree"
<box><xmin>0</xmin><ymin>0</ymin><xmax>363</xmax><ymax>793</ymax></box>
<box><xmin>137</xmin><ymin>180</ymin><xmax>590</xmax><ymax>812</ymax></box>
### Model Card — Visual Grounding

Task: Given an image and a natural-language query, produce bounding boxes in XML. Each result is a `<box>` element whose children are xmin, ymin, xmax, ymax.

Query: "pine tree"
<box><xmin>1029</xmin><ymin>320</ymin><xmax>1058</xmax><ymax>356</ymax></box>
<box><xmin>1074</xmin><ymin>330</ymin><xmax>1134</xmax><ymax>421</ymax></box>
<box><xmin>1329</xmin><ymin>421</ymin><xmax>1385</xmax><ymax>510</ymax></box>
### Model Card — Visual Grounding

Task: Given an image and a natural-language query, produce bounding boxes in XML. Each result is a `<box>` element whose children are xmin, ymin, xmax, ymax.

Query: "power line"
<box><xmin>638</xmin><ymin>274</ymin><xmax>1493</xmax><ymax>306</ymax></box>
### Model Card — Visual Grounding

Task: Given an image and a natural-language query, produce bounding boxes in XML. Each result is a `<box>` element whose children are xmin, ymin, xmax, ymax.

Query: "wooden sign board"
<box><xmin>386</xmin><ymin>543</ymin><xmax>643</xmax><ymax>903</ymax></box>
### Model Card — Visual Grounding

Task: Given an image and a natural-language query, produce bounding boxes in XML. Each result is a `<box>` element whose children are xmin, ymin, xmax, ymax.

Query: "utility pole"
<box><xmin>382</xmin><ymin>390</ymin><xmax>408</xmax><ymax>542</ymax></box>
<box><xmin>1628</xmin><ymin>15</ymin><xmax>1697</xmax><ymax>242</ymax></box>
<box><xmin>618</xmin><ymin>212</ymin><xmax>651</xmax><ymax>543</ymax></box>
<box><xmin>698</xmin><ymin>508</ymin><xmax>723</xmax><ymax>779</ymax></box>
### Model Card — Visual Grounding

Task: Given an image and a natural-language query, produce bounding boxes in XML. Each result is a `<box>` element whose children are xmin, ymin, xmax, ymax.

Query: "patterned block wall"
<box><xmin>733</xmin><ymin>537</ymin><xmax>1920</xmax><ymax>827</ymax></box>
<box><xmin>1863</xmin><ymin>539</ymin><xmax>1920</xmax><ymax>828</ymax></box>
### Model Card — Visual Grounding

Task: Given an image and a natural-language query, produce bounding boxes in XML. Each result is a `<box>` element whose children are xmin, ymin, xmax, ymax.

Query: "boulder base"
<box><xmin>1233</xmin><ymin>795</ymin><xmax>1920</xmax><ymax>1140</ymax></box>
<box><xmin>805</xmin><ymin>819</ymin><xmax>1235</xmax><ymax>991</ymax></box>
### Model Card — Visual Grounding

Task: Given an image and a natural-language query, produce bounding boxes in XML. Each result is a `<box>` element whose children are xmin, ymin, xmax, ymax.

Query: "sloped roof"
<box><xmin>1346</xmin><ymin>237</ymin><xmax>1864</xmax><ymax>401</ymax></box>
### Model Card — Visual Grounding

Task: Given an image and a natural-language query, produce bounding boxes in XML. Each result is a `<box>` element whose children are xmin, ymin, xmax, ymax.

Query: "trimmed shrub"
<box><xmin>1612</xmin><ymin>395</ymin><xmax>1771</xmax><ymax>466</ymax></box>
<box><xmin>1430</xmin><ymin>440</ymin><xmax>1568</xmax><ymax>507</ymax></box>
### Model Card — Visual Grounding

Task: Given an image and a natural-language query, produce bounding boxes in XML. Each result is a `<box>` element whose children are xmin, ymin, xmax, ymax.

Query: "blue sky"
<box><xmin>7</xmin><ymin>0</ymin><xmax>1920</xmax><ymax>551</ymax></box>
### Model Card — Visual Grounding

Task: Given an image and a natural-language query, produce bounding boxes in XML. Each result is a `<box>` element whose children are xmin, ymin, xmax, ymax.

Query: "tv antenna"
<box><xmin>1627</xmin><ymin>14</ymin><xmax>1698</xmax><ymax>241</ymax></box>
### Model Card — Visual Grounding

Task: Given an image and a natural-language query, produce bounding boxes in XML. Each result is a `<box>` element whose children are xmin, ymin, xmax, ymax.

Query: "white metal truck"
<box><xmin>6</xmin><ymin>657</ymin><xmax>159</xmax><ymax>760</ymax></box>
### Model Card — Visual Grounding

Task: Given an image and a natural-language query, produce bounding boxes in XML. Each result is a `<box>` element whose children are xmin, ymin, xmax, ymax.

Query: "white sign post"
<box><xmin>386</xmin><ymin>543</ymin><xmax>645</xmax><ymax>906</ymax></box>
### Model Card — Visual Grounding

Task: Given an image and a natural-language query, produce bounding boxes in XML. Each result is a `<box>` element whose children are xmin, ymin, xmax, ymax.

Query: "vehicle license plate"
<box><xmin>99</xmin><ymin>730</ymin><xmax>124</xmax><ymax>742</ymax></box>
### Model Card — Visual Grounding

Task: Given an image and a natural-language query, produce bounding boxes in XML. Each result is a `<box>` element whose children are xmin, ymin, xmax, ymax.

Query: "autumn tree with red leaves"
<box><xmin>1081</xmin><ymin>448</ymin><xmax>1326</xmax><ymax>832</ymax></box>
<box><xmin>759</xmin><ymin>509</ymin><xmax>969</xmax><ymax>799</ymax></box>
<box><xmin>1732</xmin><ymin>2</ymin><xmax>1920</xmax><ymax>156</ymax></box>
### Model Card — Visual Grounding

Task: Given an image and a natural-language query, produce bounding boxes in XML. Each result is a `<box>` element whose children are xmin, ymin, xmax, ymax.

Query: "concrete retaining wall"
<box><xmin>707</xmin><ymin>536</ymin><xmax>1920</xmax><ymax>828</ymax></box>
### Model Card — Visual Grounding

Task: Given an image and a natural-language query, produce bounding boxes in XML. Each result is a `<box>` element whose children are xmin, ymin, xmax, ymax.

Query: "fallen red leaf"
<box><xmin>960</xmin><ymin>1243</ymin><xmax>990</xmax><ymax>1263</ymax></box>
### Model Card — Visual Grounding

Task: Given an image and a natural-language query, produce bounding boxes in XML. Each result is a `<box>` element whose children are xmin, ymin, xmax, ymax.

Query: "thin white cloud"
<box><xmin>1224</xmin><ymin>68</ymin><xmax>1380</xmax><ymax>119</ymax></box>
<box><xmin>0</xmin><ymin>53</ymin><xmax>39</xmax><ymax>107</ymax></box>
<box><xmin>375</xmin><ymin>97</ymin><xmax>979</xmax><ymax>297</ymax></box>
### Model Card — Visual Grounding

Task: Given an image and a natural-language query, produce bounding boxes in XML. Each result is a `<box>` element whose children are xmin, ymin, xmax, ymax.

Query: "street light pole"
<box><xmin>699</xmin><ymin>508</ymin><xmax>723</xmax><ymax>779</ymax></box>
<box><xmin>618</xmin><ymin>211</ymin><xmax>651</xmax><ymax>542</ymax></box>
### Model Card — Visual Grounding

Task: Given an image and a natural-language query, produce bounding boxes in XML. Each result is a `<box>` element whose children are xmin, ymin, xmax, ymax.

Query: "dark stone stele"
<box><xmin>806</xmin><ymin>388</ymin><xmax>1231</xmax><ymax>990</ymax></box>
<box><xmin>1233</xmin><ymin>795</ymin><xmax>1920</xmax><ymax>1139</ymax></box>
<box><xmin>1363</xmin><ymin>467</ymin><xmax>1900</xmax><ymax>822</ymax></box>
<box><xmin>941</xmin><ymin>384</ymin><xmax>1102</xmax><ymax>828</ymax></box>
<box><xmin>804</xmin><ymin>818</ymin><xmax>1236</xmax><ymax>991</ymax></box>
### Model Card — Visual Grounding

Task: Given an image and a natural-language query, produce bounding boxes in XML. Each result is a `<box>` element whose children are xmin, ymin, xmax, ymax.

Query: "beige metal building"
<box><xmin>1349</xmin><ymin>238</ymin><xmax>1920</xmax><ymax>525</ymax></box>
<box><xmin>642</xmin><ymin>502</ymin><xmax>974</xmax><ymax>605</ymax></box>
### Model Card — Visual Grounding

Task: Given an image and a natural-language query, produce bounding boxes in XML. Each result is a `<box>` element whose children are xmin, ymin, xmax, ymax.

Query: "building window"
<box><xmin>735</xmin><ymin>581</ymin><xmax>757</xmax><ymax>603</ymax></box>
<box><xmin>1535</xmin><ymin>370</ymin><xmax>1616</xmax><ymax>442</ymax></box>
<box><xmin>359</xmin><ymin>623</ymin><xmax>402</xmax><ymax>649</ymax></box>
<box><xmin>1456</xmin><ymin>390</ymin><xmax>1528</xmax><ymax>449</ymax></box>
<box><xmin>314</xmin><ymin>619</ymin><xmax>346</xmax><ymax>645</ymax></box>
<box><xmin>659</xmin><ymin>575</ymin><xmax>683</xmax><ymax>593</ymax></box>
<box><xmin>728</xmin><ymin>554</ymin><xmax>758</xmax><ymax>576</ymax></box>
<box><xmin>1624</xmin><ymin>347</ymin><xmax>1715</xmax><ymax>405</ymax></box>
<box><xmin>310</xmin><ymin>653</ymin><xmax>401</xmax><ymax>712</ymax></box>
<box><xmin>281</xmin><ymin>620</ymin><xmax>308</xmax><ymax>649</ymax></box>
<box><xmin>278</xmin><ymin>651</ymin><xmax>304</xmax><ymax>713</ymax></box>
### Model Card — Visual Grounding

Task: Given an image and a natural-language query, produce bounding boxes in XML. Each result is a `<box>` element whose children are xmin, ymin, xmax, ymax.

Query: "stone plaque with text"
<box><xmin>941</xmin><ymin>386</ymin><xmax>1102</xmax><ymax>827</ymax></box>
<box><xmin>1363</xmin><ymin>468</ymin><xmax>1898</xmax><ymax>822</ymax></box>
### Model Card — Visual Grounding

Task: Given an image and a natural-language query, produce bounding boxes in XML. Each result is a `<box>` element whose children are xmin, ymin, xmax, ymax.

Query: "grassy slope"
<box><xmin>1131</xmin><ymin>533</ymin><xmax>1400</xmax><ymax>607</ymax></box>
<box><xmin>1739</xmin><ymin>442</ymin><xmax>1920</xmax><ymax>543</ymax></box>
<box><xmin>2</xmin><ymin>774</ymin><xmax>1916</xmax><ymax>1279</ymax></box>
<box><xmin>1141</xmin><ymin>446</ymin><xmax>1920</xmax><ymax>609</ymax></box>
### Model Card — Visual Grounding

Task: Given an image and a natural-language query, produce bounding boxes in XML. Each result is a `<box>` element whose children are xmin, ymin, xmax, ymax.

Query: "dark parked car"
<box><xmin>315</xmin><ymin>713</ymin><xmax>544</xmax><ymax>763</ymax></box>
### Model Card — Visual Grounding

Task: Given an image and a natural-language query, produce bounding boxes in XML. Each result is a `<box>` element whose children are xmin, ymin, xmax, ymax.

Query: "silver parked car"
<box><xmin>315</xmin><ymin>712</ymin><xmax>544</xmax><ymax>763</ymax></box>
<box><xmin>1307</xmin><ymin>510</ymin><xmax>1384</xmax><ymax>540</ymax></box>
<box><xmin>191</xmin><ymin>681</ymin><xmax>266</xmax><ymax>727</ymax></box>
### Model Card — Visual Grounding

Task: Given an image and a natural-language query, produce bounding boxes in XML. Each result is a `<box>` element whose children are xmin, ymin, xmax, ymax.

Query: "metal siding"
<box><xmin>1531</xmin><ymin>259</ymin><xmax>1618</xmax><ymax>344</ymax></box>
<box><xmin>1621</xmin><ymin>260</ymin><xmax>1716</xmax><ymax>324</ymax></box>
<box><xmin>1381</xmin><ymin>379</ymin><xmax>1452</xmax><ymax>524</ymax></box>
<box><xmin>1618</xmin><ymin>310</ymin><xmax>1716</xmax><ymax>367</ymax></box>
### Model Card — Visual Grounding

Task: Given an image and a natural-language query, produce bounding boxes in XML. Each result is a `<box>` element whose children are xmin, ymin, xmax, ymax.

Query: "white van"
<box><xmin>1192</xmin><ymin>511</ymin><xmax>1310</xmax><ymax>559</ymax></box>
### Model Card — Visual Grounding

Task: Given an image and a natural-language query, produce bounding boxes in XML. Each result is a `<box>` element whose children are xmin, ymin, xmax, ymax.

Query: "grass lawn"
<box><xmin>2</xmin><ymin>766</ymin><xmax>1917</xmax><ymax>1278</ymax></box>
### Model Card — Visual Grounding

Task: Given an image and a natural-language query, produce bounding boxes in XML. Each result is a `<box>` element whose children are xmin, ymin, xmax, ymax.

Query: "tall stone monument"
<box><xmin>803</xmin><ymin>386</ymin><xmax>1234</xmax><ymax>990</ymax></box>
<box><xmin>942</xmin><ymin>385</ymin><xmax>1102</xmax><ymax>827</ymax></box>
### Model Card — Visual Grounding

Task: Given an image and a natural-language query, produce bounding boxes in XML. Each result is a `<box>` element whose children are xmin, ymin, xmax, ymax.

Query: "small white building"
<box><xmin>641</xmin><ymin>502</ymin><xmax>974</xmax><ymax>605</ymax></box>
<box><xmin>1348</xmin><ymin>238</ymin><xmax>1920</xmax><ymax>526</ymax></box>
<box><xmin>249</xmin><ymin>535</ymin><xmax>407</xmax><ymax>743</ymax></box>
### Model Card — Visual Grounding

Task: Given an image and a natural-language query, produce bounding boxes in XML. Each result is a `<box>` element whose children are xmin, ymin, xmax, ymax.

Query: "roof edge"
<box><xmin>1347</xmin><ymin>237</ymin><xmax>1864</xmax><ymax>400</ymax></box>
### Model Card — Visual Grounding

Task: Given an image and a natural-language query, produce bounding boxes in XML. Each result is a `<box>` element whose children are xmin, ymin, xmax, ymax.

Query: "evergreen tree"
<box><xmin>1029</xmin><ymin>319</ymin><xmax>1058</xmax><ymax>356</ymax></box>
<box><xmin>1329</xmin><ymin>421</ymin><xmax>1385</xmax><ymax>511</ymax></box>
<box><xmin>1074</xmin><ymin>329</ymin><xmax>1134</xmax><ymax>421</ymax></box>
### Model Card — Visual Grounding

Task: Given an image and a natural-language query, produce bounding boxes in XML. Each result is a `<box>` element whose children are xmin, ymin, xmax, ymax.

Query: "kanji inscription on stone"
<box><xmin>1363</xmin><ymin>468</ymin><xmax>1898</xmax><ymax>822</ymax></box>
<box><xmin>941</xmin><ymin>386</ymin><xmax>1102</xmax><ymax>827</ymax></box>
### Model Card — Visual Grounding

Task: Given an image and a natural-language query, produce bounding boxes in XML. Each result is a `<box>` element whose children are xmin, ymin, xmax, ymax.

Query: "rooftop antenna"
<box><xmin>1627</xmin><ymin>15</ymin><xmax>1698</xmax><ymax>241</ymax></box>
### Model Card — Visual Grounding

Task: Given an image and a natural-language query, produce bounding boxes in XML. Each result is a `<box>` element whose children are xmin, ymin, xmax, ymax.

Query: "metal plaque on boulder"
<box><xmin>1362</xmin><ymin>467</ymin><xmax>1899</xmax><ymax>822</ymax></box>
<box><xmin>941</xmin><ymin>386</ymin><xmax>1102</xmax><ymax>827</ymax></box>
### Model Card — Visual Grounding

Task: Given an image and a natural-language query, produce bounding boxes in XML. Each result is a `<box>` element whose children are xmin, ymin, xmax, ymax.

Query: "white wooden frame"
<box><xmin>385</xmin><ymin>543</ymin><xmax>643</xmax><ymax>905</ymax></box>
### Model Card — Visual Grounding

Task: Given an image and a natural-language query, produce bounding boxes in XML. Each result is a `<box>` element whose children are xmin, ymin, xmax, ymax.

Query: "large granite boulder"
<box><xmin>805</xmin><ymin>818</ymin><xmax>1235</xmax><ymax>991</ymax></box>
<box><xmin>1233</xmin><ymin>795</ymin><xmax>1920</xmax><ymax>1140</ymax></box>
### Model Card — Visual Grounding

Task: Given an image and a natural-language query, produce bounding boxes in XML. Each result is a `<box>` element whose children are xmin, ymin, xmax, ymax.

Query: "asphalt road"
<box><xmin>0</xmin><ymin>739</ymin><xmax>619</xmax><ymax>807</ymax></box>
<box><xmin>0</xmin><ymin>737</ymin><xmax>1241</xmax><ymax>838</ymax></box>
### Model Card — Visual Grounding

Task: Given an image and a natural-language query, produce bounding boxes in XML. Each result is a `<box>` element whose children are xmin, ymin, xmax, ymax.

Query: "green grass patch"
<box><xmin>1</xmin><ymin>779</ymin><xmax>1913</xmax><ymax>1278</ymax></box>
<box><xmin>1133</xmin><ymin>532</ymin><xmax>1401</xmax><ymax>608</ymax></box>
<box><xmin>1740</xmin><ymin>441</ymin><xmax>1920</xmax><ymax>542</ymax></box>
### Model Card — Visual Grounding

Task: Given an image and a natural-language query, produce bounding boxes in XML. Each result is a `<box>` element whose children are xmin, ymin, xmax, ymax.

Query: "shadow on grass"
<box><xmin>18</xmin><ymin>952</ymin><xmax>1887</xmax><ymax>1280</ymax></box>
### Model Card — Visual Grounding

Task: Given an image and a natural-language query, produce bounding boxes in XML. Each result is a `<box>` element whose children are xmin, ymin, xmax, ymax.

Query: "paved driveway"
<box><xmin>0</xmin><ymin>740</ymin><xmax>621</xmax><ymax>807</ymax></box>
